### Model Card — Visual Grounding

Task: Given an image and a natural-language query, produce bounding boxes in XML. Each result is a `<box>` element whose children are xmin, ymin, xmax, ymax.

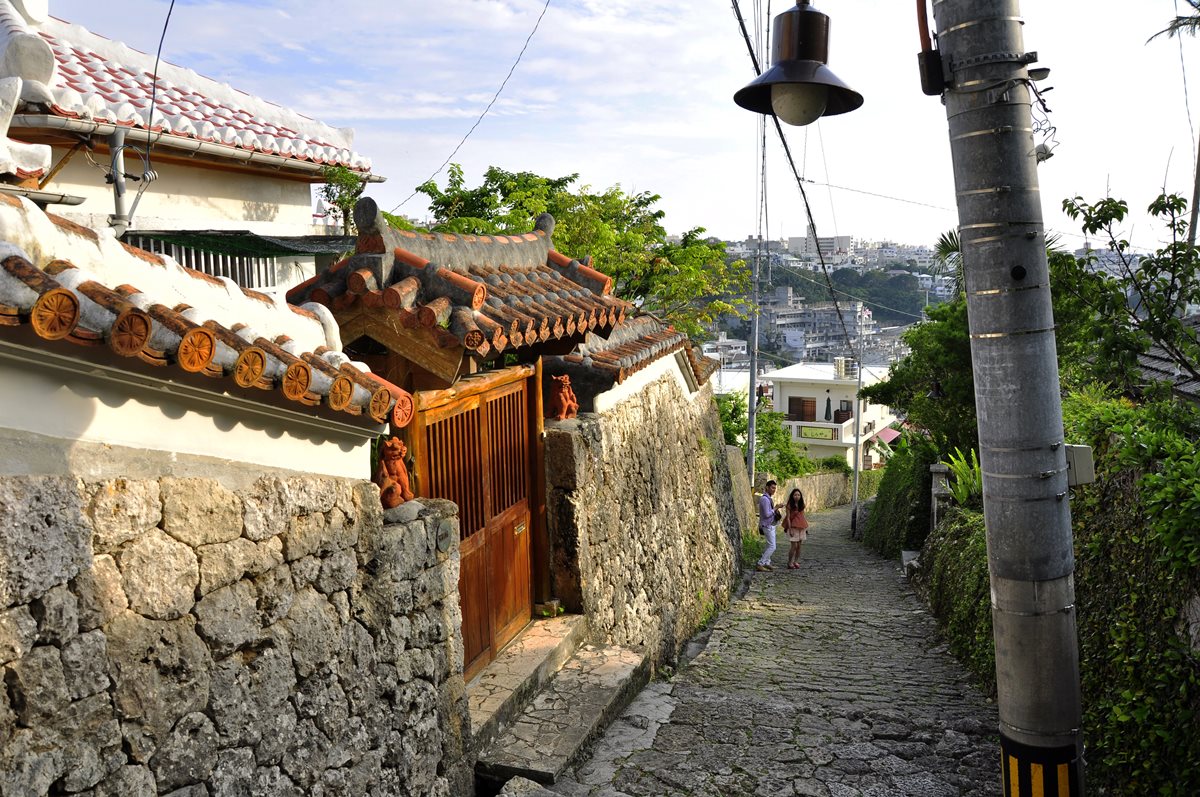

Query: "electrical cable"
<box><xmin>390</xmin><ymin>0</ymin><xmax>552</xmax><ymax>214</ymax></box>
<box><xmin>816</xmin><ymin>122</ymin><xmax>840</xmax><ymax>238</ymax></box>
<box><xmin>801</xmin><ymin>178</ymin><xmax>953</xmax><ymax>212</ymax></box>
<box><xmin>144</xmin><ymin>0</ymin><xmax>176</xmax><ymax>176</ymax></box>
<box><xmin>1175</xmin><ymin>0</ymin><xmax>1196</xmax><ymax>156</ymax></box>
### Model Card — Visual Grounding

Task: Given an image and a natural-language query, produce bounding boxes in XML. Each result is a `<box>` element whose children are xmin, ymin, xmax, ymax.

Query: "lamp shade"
<box><xmin>734</xmin><ymin>0</ymin><xmax>863</xmax><ymax>122</ymax></box>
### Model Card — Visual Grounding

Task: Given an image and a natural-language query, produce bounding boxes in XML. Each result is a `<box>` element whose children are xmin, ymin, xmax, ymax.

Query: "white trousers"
<box><xmin>757</xmin><ymin>526</ymin><xmax>776</xmax><ymax>566</ymax></box>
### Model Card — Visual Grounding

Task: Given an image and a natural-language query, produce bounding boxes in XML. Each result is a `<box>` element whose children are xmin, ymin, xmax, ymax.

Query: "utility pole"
<box><xmin>931</xmin><ymin>1</ymin><xmax>1084</xmax><ymax>794</ymax></box>
<box><xmin>849</xmin><ymin>352</ymin><xmax>862</xmax><ymax>538</ymax></box>
<box><xmin>746</xmin><ymin>238</ymin><xmax>763</xmax><ymax>486</ymax></box>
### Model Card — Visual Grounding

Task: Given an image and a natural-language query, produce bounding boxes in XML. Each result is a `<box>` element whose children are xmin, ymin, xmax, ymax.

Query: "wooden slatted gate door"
<box><xmin>409</xmin><ymin>368</ymin><xmax>535</xmax><ymax>680</ymax></box>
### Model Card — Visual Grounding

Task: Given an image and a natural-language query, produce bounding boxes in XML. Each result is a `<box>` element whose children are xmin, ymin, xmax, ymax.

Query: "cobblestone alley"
<box><xmin>546</xmin><ymin>503</ymin><xmax>1002</xmax><ymax>797</ymax></box>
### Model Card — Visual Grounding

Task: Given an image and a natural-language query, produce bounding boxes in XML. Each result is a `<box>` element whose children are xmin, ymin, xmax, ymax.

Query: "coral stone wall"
<box><xmin>544</xmin><ymin>379</ymin><xmax>743</xmax><ymax>667</ymax></box>
<box><xmin>777</xmin><ymin>472</ymin><xmax>854</xmax><ymax>513</ymax></box>
<box><xmin>0</xmin><ymin>475</ymin><xmax>470</xmax><ymax>797</ymax></box>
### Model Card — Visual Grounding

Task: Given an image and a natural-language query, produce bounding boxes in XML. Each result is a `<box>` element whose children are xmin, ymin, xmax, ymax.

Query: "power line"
<box><xmin>144</xmin><ymin>0</ymin><xmax>176</xmax><ymax>174</ymax></box>
<box><xmin>390</xmin><ymin>0</ymin><xmax>552</xmax><ymax>214</ymax></box>
<box><xmin>801</xmin><ymin>177</ymin><xmax>954</xmax><ymax>212</ymax></box>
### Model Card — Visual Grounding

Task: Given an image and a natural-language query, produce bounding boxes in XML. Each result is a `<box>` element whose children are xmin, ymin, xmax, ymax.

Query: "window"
<box><xmin>788</xmin><ymin>396</ymin><xmax>817</xmax><ymax>422</ymax></box>
<box><xmin>124</xmin><ymin>236</ymin><xmax>279</xmax><ymax>290</ymax></box>
<box><xmin>840</xmin><ymin>399</ymin><xmax>852</xmax><ymax>412</ymax></box>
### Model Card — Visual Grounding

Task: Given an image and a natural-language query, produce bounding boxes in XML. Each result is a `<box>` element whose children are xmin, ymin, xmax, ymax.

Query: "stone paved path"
<box><xmin>550</xmin><ymin>504</ymin><xmax>1002</xmax><ymax>797</ymax></box>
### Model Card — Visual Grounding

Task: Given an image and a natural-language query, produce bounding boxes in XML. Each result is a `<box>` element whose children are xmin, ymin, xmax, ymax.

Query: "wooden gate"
<box><xmin>408</xmin><ymin>366</ymin><xmax>539</xmax><ymax>680</ymax></box>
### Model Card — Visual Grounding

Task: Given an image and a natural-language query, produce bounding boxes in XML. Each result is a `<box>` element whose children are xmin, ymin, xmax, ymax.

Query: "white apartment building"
<box><xmin>762</xmin><ymin>359</ymin><xmax>899</xmax><ymax>469</ymax></box>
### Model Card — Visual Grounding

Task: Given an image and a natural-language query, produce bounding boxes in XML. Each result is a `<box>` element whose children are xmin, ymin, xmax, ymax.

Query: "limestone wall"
<box><xmin>777</xmin><ymin>472</ymin><xmax>853</xmax><ymax>512</ymax></box>
<box><xmin>545</xmin><ymin>378</ymin><xmax>743</xmax><ymax>668</ymax></box>
<box><xmin>0</xmin><ymin>475</ymin><xmax>471</xmax><ymax>797</ymax></box>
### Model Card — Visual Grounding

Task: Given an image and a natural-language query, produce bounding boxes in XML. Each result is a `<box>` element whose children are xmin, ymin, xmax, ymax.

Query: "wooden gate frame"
<box><xmin>404</xmin><ymin>360</ymin><xmax>550</xmax><ymax>646</ymax></box>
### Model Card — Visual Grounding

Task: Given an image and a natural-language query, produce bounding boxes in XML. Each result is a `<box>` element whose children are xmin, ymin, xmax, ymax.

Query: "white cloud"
<box><xmin>47</xmin><ymin>0</ymin><xmax>1200</xmax><ymax>248</ymax></box>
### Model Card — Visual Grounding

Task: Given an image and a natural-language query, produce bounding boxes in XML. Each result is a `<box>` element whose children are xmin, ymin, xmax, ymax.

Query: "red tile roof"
<box><xmin>546</xmin><ymin>315</ymin><xmax>720</xmax><ymax>389</ymax></box>
<box><xmin>0</xmin><ymin>196</ymin><xmax>410</xmax><ymax>428</ymax></box>
<box><xmin>288</xmin><ymin>199</ymin><xmax>630</xmax><ymax>359</ymax></box>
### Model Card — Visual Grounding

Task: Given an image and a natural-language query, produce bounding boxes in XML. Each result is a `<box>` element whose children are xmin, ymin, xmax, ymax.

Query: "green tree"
<box><xmin>319</xmin><ymin>165</ymin><xmax>368</xmax><ymax>235</ymax></box>
<box><xmin>715</xmin><ymin>392</ymin><xmax>748</xmax><ymax>447</ymax></box>
<box><xmin>412</xmin><ymin>165</ymin><xmax>750</xmax><ymax>338</ymax></box>
<box><xmin>1148</xmin><ymin>0</ymin><xmax>1200</xmax><ymax>41</ymax></box>
<box><xmin>1059</xmin><ymin>193</ymin><xmax>1200</xmax><ymax>392</ymax></box>
<box><xmin>754</xmin><ymin>410</ymin><xmax>814</xmax><ymax>480</ymax></box>
<box><xmin>417</xmin><ymin>164</ymin><xmax>577</xmax><ymax>235</ymax></box>
<box><xmin>860</xmin><ymin>298</ymin><xmax>978</xmax><ymax>453</ymax></box>
<box><xmin>933</xmin><ymin>228</ymin><xmax>963</xmax><ymax>297</ymax></box>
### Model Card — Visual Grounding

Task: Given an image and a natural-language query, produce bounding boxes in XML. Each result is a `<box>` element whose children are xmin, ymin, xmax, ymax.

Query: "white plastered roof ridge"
<box><xmin>0</xmin><ymin>194</ymin><xmax>332</xmax><ymax>352</ymax></box>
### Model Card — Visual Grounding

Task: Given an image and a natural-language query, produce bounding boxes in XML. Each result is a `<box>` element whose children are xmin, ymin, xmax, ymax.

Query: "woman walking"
<box><xmin>783</xmin><ymin>488</ymin><xmax>809</xmax><ymax>569</ymax></box>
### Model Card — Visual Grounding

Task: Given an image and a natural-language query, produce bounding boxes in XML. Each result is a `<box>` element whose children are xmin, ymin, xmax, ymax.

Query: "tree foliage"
<box><xmin>1059</xmin><ymin>193</ymin><xmax>1200</xmax><ymax>392</ymax></box>
<box><xmin>1148</xmin><ymin>0</ymin><xmax>1200</xmax><ymax>42</ymax></box>
<box><xmin>754</xmin><ymin>410</ymin><xmax>815</xmax><ymax>481</ymax></box>
<box><xmin>715</xmin><ymin>392</ymin><xmax>748</xmax><ymax>447</ymax></box>
<box><xmin>411</xmin><ymin>164</ymin><xmax>750</xmax><ymax>338</ymax></box>
<box><xmin>319</xmin><ymin>165</ymin><xmax>368</xmax><ymax>235</ymax></box>
<box><xmin>860</xmin><ymin>297</ymin><xmax>978</xmax><ymax>453</ymax></box>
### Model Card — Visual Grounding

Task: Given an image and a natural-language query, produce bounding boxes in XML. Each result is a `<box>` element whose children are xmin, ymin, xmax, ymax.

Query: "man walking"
<box><xmin>756</xmin><ymin>480</ymin><xmax>779</xmax><ymax>572</ymax></box>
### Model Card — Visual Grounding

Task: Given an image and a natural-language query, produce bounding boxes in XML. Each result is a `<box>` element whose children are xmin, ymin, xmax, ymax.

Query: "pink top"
<box><xmin>786</xmin><ymin>509</ymin><xmax>808</xmax><ymax>530</ymax></box>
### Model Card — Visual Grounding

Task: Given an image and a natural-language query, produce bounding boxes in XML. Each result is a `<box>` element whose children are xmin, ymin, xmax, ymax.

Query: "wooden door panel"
<box><xmin>460</xmin><ymin>537</ymin><xmax>491</xmax><ymax>679</ymax></box>
<box><xmin>414</xmin><ymin>370</ymin><xmax>534</xmax><ymax>678</ymax></box>
<box><xmin>488</xmin><ymin>502</ymin><xmax>531</xmax><ymax>652</ymax></box>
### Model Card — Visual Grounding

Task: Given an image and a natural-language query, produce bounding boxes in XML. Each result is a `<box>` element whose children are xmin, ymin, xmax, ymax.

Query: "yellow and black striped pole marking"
<box><xmin>1001</xmin><ymin>734</ymin><xmax>1083</xmax><ymax>797</ymax></box>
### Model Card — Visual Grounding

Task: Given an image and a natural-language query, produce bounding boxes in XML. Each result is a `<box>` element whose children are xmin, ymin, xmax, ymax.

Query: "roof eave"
<box><xmin>11</xmin><ymin>114</ymin><xmax>386</xmax><ymax>183</ymax></box>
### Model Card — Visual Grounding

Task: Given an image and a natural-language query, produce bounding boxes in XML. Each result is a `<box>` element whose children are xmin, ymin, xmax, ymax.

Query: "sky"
<box><xmin>50</xmin><ymin>0</ymin><xmax>1200</xmax><ymax>253</ymax></box>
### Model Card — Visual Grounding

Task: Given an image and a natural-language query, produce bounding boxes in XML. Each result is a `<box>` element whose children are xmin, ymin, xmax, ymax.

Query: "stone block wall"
<box><xmin>0</xmin><ymin>475</ymin><xmax>471</xmax><ymax>797</ymax></box>
<box><xmin>544</xmin><ymin>379</ymin><xmax>744</xmax><ymax>668</ymax></box>
<box><xmin>777</xmin><ymin>472</ymin><xmax>853</xmax><ymax>513</ymax></box>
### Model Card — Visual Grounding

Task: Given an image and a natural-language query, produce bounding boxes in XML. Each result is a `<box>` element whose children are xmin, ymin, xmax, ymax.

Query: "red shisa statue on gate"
<box><xmin>374</xmin><ymin>437</ymin><xmax>414</xmax><ymax>509</ymax></box>
<box><xmin>546</xmin><ymin>374</ymin><xmax>579</xmax><ymax>421</ymax></box>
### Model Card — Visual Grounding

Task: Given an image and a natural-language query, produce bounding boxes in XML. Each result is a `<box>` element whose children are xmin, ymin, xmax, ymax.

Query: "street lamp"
<box><xmin>733</xmin><ymin>0</ymin><xmax>863</xmax><ymax>126</ymax></box>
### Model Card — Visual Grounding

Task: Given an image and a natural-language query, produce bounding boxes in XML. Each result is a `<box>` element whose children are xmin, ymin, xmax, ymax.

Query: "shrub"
<box><xmin>918</xmin><ymin>387</ymin><xmax>1200</xmax><ymax>794</ymax></box>
<box><xmin>818</xmin><ymin>455</ymin><xmax>852</xmax><ymax>476</ymax></box>
<box><xmin>861</xmin><ymin>432</ymin><xmax>938</xmax><ymax>558</ymax></box>
<box><xmin>857</xmin><ymin>467</ymin><xmax>884</xmax><ymax>501</ymax></box>
<box><xmin>1060</xmin><ymin>388</ymin><xmax>1200</xmax><ymax>795</ymax></box>
<box><xmin>916</xmin><ymin>506</ymin><xmax>995</xmax><ymax>695</ymax></box>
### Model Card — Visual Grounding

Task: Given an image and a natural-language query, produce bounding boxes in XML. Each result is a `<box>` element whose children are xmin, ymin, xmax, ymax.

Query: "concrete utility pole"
<box><xmin>931</xmin><ymin>1</ymin><xmax>1084</xmax><ymax>794</ymax></box>
<box><xmin>746</xmin><ymin>240</ymin><xmax>763</xmax><ymax>486</ymax></box>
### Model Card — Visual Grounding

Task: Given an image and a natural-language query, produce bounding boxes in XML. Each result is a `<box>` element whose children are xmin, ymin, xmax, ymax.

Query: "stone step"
<box><xmin>475</xmin><ymin>644</ymin><xmax>651</xmax><ymax>788</ymax></box>
<box><xmin>468</xmin><ymin>614</ymin><xmax>590</xmax><ymax>755</ymax></box>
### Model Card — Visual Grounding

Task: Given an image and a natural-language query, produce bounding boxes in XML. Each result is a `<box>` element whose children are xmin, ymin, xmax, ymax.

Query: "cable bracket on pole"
<box><xmin>953</xmin><ymin>50</ymin><xmax>1024</xmax><ymax>69</ymax></box>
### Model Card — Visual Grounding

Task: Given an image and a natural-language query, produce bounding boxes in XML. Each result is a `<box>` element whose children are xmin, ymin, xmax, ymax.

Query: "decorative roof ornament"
<box><xmin>0</xmin><ymin>76</ymin><xmax>49</xmax><ymax>177</ymax></box>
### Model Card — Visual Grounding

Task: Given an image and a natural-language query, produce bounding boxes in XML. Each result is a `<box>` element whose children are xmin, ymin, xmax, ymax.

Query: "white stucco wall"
<box><xmin>592</xmin><ymin>351</ymin><xmax>699</xmax><ymax>414</ymax></box>
<box><xmin>39</xmin><ymin>150</ymin><xmax>316</xmax><ymax>234</ymax></box>
<box><xmin>0</xmin><ymin>355</ymin><xmax>373</xmax><ymax>480</ymax></box>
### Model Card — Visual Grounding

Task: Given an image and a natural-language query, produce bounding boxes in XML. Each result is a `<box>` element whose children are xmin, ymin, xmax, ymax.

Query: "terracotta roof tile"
<box><xmin>0</xmin><ymin>13</ymin><xmax>371</xmax><ymax>173</ymax></box>
<box><xmin>0</xmin><ymin>243</ymin><xmax>412</xmax><ymax>428</ymax></box>
<box><xmin>544</xmin><ymin>315</ymin><xmax>718</xmax><ymax>395</ymax></box>
<box><xmin>290</xmin><ymin>197</ymin><xmax>632</xmax><ymax>360</ymax></box>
